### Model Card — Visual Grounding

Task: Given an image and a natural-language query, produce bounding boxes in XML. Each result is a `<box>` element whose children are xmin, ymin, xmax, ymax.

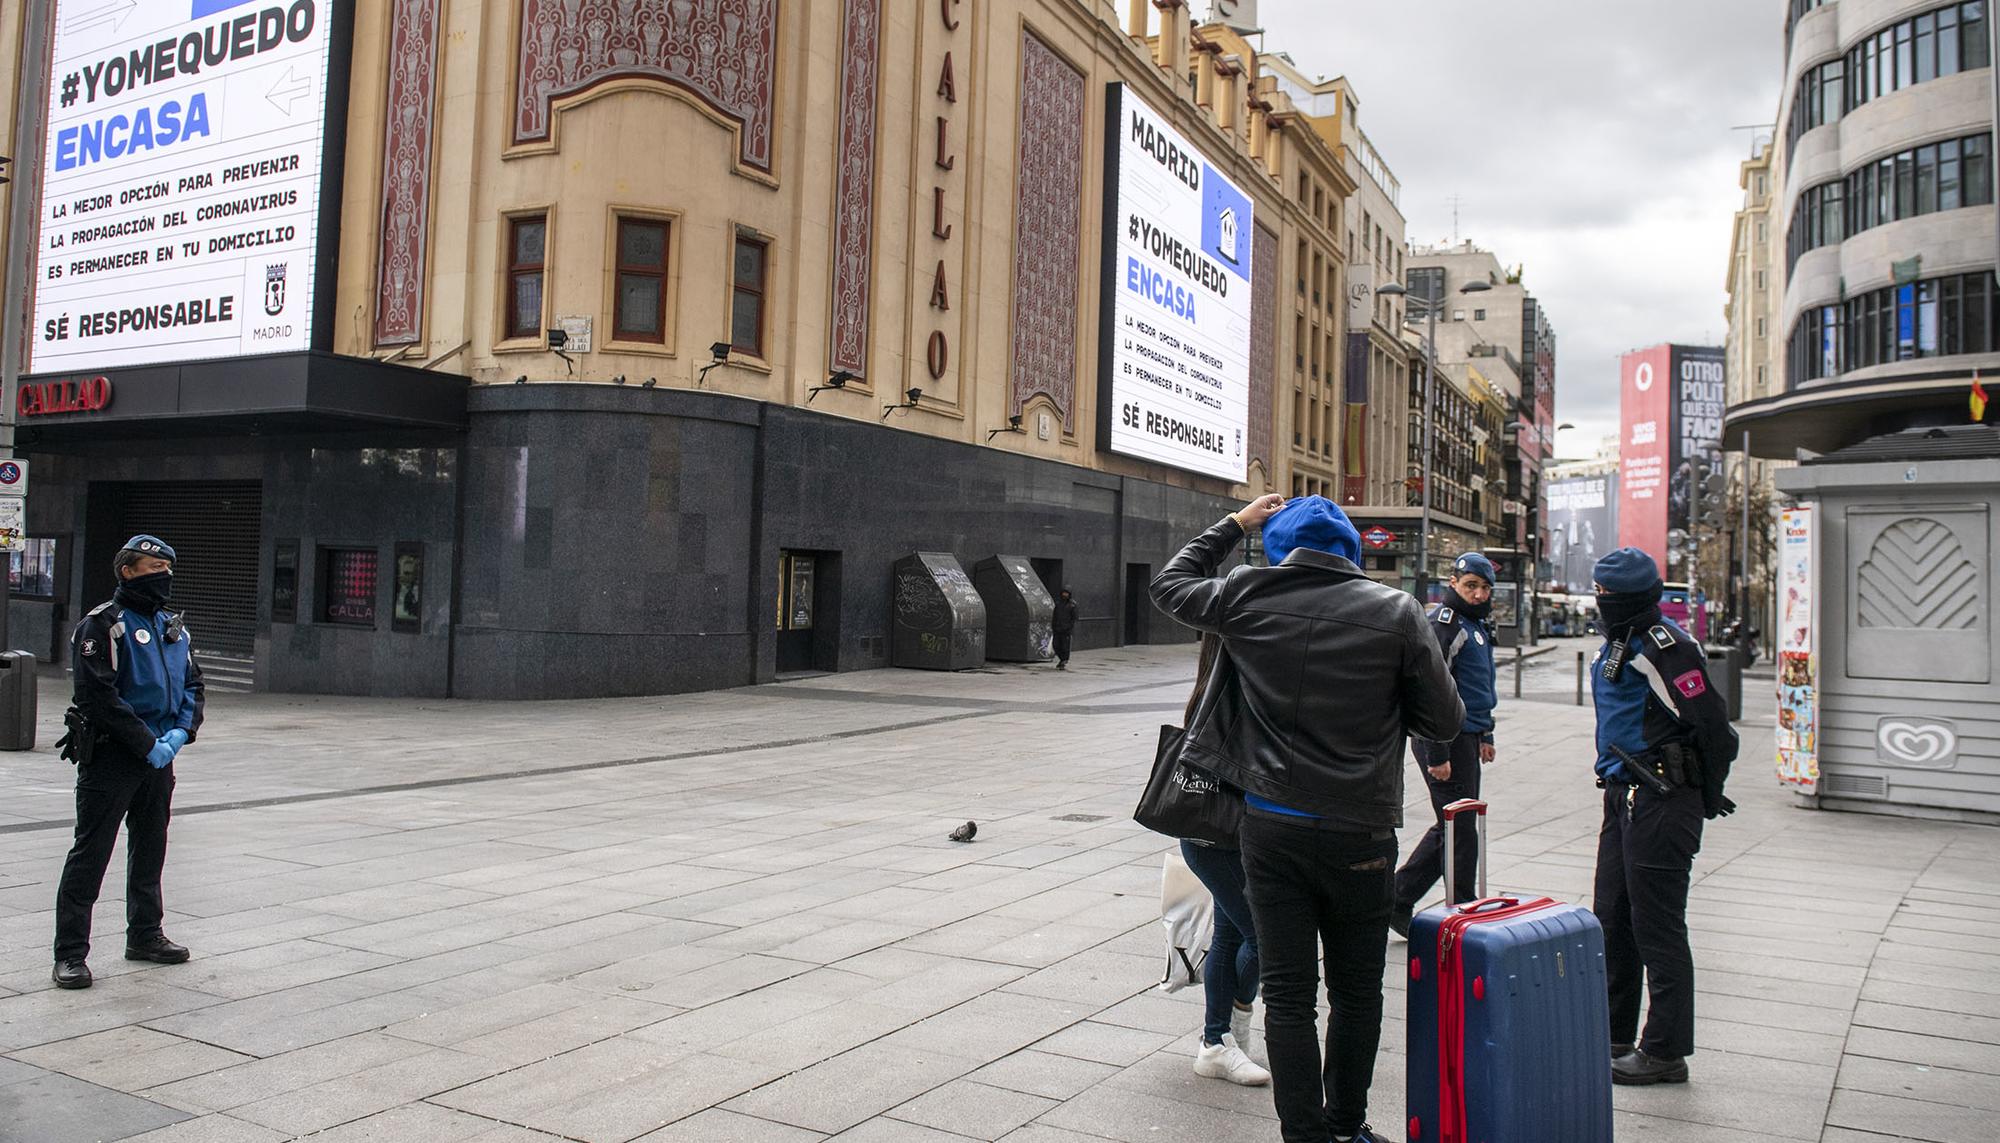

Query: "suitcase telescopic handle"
<box><xmin>1441</xmin><ymin>798</ymin><xmax>1488</xmax><ymax>904</ymax></box>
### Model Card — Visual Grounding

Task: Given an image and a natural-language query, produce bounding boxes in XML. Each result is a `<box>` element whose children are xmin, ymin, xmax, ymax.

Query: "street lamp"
<box><xmin>1377</xmin><ymin>277</ymin><xmax>1491</xmax><ymax>603</ymax></box>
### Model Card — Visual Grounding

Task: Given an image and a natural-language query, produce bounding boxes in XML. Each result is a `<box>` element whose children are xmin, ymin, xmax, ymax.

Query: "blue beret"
<box><xmin>1592</xmin><ymin>547</ymin><xmax>1660</xmax><ymax>594</ymax></box>
<box><xmin>1452</xmin><ymin>552</ymin><xmax>1496</xmax><ymax>584</ymax></box>
<box><xmin>119</xmin><ymin>535</ymin><xmax>177</xmax><ymax>563</ymax></box>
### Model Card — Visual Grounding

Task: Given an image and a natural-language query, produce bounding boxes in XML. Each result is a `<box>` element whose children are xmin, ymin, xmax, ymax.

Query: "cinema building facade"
<box><xmin>0</xmin><ymin>0</ymin><xmax>1359</xmax><ymax>697</ymax></box>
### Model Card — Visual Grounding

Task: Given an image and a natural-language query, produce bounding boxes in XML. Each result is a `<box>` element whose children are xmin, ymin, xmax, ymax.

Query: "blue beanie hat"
<box><xmin>1452</xmin><ymin>552</ymin><xmax>1496</xmax><ymax>584</ymax></box>
<box><xmin>1592</xmin><ymin>547</ymin><xmax>1661</xmax><ymax>594</ymax></box>
<box><xmin>1262</xmin><ymin>496</ymin><xmax>1361</xmax><ymax>566</ymax></box>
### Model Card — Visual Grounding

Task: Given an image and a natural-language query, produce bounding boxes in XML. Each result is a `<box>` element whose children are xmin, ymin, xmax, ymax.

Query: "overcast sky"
<box><xmin>1242</xmin><ymin>0</ymin><xmax>1785</xmax><ymax>459</ymax></box>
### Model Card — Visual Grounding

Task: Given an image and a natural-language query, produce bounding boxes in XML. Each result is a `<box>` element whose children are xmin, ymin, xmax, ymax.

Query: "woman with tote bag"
<box><xmin>1173</xmin><ymin>635</ymin><xmax>1268</xmax><ymax>1086</ymax></box>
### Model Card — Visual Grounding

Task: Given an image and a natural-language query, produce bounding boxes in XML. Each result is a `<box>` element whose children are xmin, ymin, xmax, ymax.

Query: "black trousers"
<box><xmin>54</xmin><ymin>750</ymin><xmax>175</xmax><ymax>961</ymax></box>
<box><xmin>1240</xmin><ymin>811</ymin><xmax>1397</xmax><ymax>1142</ymax></box>
<box><xmin>1393</xmin><ymin>732</ymin><xmax>1484</xmax><ymax>912</ymax></box>
<box><xmin>1053</xmin><ymin>631</ymin><xmax>1073</xmax><ymax>663</ymax></box>
<box><xmin>1592</xmin><ymin>783</ymin><xmax>1704</xmax><ymax>1058</ymax></box>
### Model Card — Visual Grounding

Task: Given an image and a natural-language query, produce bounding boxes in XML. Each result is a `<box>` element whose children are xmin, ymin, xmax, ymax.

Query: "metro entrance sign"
<box><xmin>1362</xmin><ymin>525</ymin><xmax>1397</xmax><ymax>550</ymax></box>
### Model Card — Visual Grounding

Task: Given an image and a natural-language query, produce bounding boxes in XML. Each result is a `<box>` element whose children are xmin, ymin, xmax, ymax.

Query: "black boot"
<box><xmin>125</xmin><ymin>937</ymin><xmax>190</xmax><ymax>964</ymax></box>
<box><xmin>52</xmin><ymin>958</ymin><xmax>92</xmax><ymax>989</ymax></box>
<box><xmin>1612</xmin><ymin>1048</ymin><xmax>1688</xmax><ymax>1085</ymax></box>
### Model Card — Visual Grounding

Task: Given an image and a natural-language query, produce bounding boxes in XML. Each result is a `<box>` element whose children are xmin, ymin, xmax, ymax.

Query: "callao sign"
<box><xmin>19</xmin><ymin>376</ymin><xmax>115</xmax><ymax>417</ymax></box>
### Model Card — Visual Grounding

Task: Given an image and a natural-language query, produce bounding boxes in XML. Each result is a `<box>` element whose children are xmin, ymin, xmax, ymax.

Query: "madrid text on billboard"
<box><xmin>52</xmin><ymin>3</ymin><xmax>318</xmax><ymax>176</ymax></box>
<box><xmin>1129</xmin><ymin>110</ymin><xmax>1201</xmax><ymax>191</ymax></box>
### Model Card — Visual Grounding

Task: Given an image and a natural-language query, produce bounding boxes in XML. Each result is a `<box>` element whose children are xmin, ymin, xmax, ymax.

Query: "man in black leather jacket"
<box><xmin>1153</xmin><ymin>493</ymin><xmax>1463</xmax><ymax>1143</ymax></box>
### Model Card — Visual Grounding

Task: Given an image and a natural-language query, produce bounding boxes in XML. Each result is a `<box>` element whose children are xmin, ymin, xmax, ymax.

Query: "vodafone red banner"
<box><xmin>1617</xmin><ymin>346</ymin><xmax>1673</xmax><ymax>572</ymax></box>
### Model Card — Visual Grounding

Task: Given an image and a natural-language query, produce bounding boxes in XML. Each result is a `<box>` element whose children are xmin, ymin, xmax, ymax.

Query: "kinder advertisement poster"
<box><xmin>1775</xmin><ymin>505</ymin><xmax>1818</xmax><ymax>790</ymax></box>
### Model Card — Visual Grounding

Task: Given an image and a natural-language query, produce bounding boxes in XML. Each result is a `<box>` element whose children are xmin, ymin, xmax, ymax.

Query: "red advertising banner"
<box><xmin>1617</xmin><ymin>346</ymin><xmax>1673</xmax><ymax>571</ymax></box>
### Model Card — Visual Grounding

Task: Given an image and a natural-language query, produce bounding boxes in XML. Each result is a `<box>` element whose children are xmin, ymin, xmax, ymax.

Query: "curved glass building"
<box><xmin>1729</xmin><ymin>0</ymin><xmax>2000</xmax><ymax>456</ymax></box>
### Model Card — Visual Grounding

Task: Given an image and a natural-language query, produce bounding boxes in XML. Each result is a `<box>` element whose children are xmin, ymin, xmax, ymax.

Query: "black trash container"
<box><xmin>0</xmin><ymin>651</ymin><xmax>37</xmax><ymax>751</ymax></box>
<box><xmin>1704</xmin><ymin>645</ymin><xmax>1743</xmax><ymax>722</ymax></box>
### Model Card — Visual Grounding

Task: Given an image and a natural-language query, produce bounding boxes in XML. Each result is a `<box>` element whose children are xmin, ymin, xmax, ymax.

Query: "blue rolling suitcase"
<box><xmin>1406</xmin><ymin>799</ymin><xmax>1614</xmax><ymax>1143</ymax></box>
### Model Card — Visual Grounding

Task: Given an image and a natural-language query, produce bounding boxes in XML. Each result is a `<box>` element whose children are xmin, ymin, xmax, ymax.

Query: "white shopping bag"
<box><xmin>1158</xmin><ymin>850</ymin><xmax>1214</xmax><ymax>993</ymax></box>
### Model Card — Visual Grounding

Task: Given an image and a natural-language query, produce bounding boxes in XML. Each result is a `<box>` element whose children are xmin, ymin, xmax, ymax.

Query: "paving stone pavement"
<box><xmin>0</xmin><ymin>645</ymin><xmax>1992</xmax><ymax>1142</ymax></box>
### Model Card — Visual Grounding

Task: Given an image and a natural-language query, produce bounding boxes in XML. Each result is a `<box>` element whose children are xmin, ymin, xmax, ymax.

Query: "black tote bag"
<box><xmin>1134</xmin><ymin>724</ymin><xmax>1243</xmax><ymax>847</ymax></box>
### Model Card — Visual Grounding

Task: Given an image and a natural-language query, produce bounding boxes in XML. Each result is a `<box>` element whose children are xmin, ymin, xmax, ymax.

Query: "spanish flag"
<box><xmin>1975</xmin><ymin>373</ymin><xmax>1990</xmax><ymax>422</ymax></box>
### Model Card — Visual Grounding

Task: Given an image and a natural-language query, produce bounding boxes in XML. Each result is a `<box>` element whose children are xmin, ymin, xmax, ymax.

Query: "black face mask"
<box><xmin>116</xmin><ymin>570</ymin><xmax>174</xmax><ymax>612</ymax></box>
<box><xmin>1448</xmin><ymin>584</ymin><xmax>1493</xmax><ymax>620</ymax></box>
<box><xmin>1597</xmin><ymin>589</ymin><xmax>1661</xmax><ymax>635</ymax></box>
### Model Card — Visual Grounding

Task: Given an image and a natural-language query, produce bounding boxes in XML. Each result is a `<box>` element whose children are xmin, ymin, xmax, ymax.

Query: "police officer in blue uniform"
<box><xmin>1390</xmin><ymin>552</ymin><xmax>1500</xmax><ymax>936</ymax></box>
<box><xmin>1589</xmin><ymin>548</ymin><xmax>1737</xmax><ymax>1084</ymax></box>
<box><xmin>52</xmin><ymin>535</ymin><xmax>205</xmax><ymax>990</ymax></box>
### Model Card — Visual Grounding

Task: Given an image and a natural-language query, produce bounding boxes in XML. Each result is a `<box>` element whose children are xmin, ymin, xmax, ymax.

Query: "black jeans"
<box><xmin>1592</xmin><ymin>783</ymin><xmax>1704</xmax><ymax>1058</ymax></box>
<box><xmin>54</xmin><ymin>750</ymin><xmax>175</xmax><ymax>961</ymax></box>
<box><xmin>1241</xmin><ymin>811</ymin><xmax>1396</xmax><ymax>1142</ymax></box>
<box><xmin>1393</xmin><ymin>732</ymin><xmax>1484</xmax><ymax>912</ymax></box>
<box><xmin>1053</xmin><ymin>631</ymin><xmax>1073</xmax><ymax>663</ymax></box>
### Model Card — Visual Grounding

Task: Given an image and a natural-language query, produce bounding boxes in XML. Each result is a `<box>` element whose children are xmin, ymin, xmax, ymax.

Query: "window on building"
<box><xmin>731</xmin><ymin>232</ymin><xmax>768</xmax><ymax>356</ymax></box>
<box><xmin>1847</xmin><ymin>2</ymin><xmax>1990</xmax><ymax>114</ymax></box>
<box><xmin>321</xmin><ymin>547</ymin><xmax>378</xmax><ymax>627</ymax></box>
<box><xmin>1787</xmin><ymin>57</ymin><xmax>1844</xmax><ymax>156</ymax></box>
<box><xmin>1821</xmin><ymin>132</ymin><xmax>1993</xmax><ymax>263</ymax></box>
<box><xmin>1473</xmin><ymin>309</ymin><xmax>1486</xmax><ymax>321</ymax></box>
<box><xmin>8</xmin><ymin>538</ymin><xmax>56</xmax><ymax>598</ymax></box>
<box><xmin>1755</xmin><ymin>270</ymin><xmax>1767</xmax><ymax>290</ymax></box>
<box><xmin>505</xmin><ymin>214</ymin><xmax>546</xmax><ymax>341</ymax></box>
<box><xmin>1452</xmin><ymin>309</ymin><xmax>1465</xmax><ymax>322</ymax></box>
<box><xmin>1791</xmin><ymin>270</ymin><xmax>2000</xmax><ymax>386</ymax></box>
<box><xmin>613</xmin><ymin>217</ymin><xmax>670</xmax><ymax>342</ymax></box>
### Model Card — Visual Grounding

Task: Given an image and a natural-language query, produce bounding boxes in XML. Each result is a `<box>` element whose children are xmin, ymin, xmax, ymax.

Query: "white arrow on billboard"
<box><xmin>267</xmin><ymin>67</ymin><xmax>315</xmax><ymax>116</ymax></box>
<box><xmin>64</xmin><ymin>0</ymin><xmax>137</xmax><ymax>35</ymax></box>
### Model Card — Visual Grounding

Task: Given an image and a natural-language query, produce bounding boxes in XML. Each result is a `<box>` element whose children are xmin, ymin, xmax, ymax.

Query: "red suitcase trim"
<box><xmin>1435</xmin><ymin>895</ymin><xmax>1560</xmax><ymax>1143</ymax></box>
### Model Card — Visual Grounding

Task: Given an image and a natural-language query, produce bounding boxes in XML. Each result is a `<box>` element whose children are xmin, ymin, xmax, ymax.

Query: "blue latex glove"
<box><xmin>145</xmin><ymin>739</ymin><xmax>176</xmax><ymax>769</ymax></box>
<box><xmin>162</xmin><ymin>729</ymin><xmax>190</xmax><ymax>751</ymax></box>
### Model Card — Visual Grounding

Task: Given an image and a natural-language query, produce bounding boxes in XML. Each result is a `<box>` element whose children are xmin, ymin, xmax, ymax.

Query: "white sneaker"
<box><xmin>1230</xmin><ymin>1007</ymin><xmax>1266</xmax><ymax>1067</ymax></box>
<box><xmin>1194</xmin><ymin>1035</ymin><xmax>1271</xmax><ymax>1086</ymax></box>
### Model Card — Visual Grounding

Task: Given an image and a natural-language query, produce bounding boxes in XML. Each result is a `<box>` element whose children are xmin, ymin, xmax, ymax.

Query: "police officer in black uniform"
<box><xmin>52</xmin><ymin>535</ymin><xmax>205</xmax><ymax>989</ymax></box>
<box><xmin>1588</xmin><ymin>548</ymin><xmax>1737</xmax><ymax>1084</ymax></box>
<box><xmin>1390</xmin><ymin>552</ymin><xmax>1501</xmax><ymax>936</ymax></box>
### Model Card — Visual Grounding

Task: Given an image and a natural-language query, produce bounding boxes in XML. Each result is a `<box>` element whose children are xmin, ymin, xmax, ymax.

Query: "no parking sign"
<box><xmin>0</xmin><ymin>460</ymin><xmax>25</xmax><ymax>498</ymax></box>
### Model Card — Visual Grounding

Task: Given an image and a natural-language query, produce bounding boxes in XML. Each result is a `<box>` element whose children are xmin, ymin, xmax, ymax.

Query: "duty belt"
<box><xmin>1604</xmin><ymin>742</ymin><xmax>1703</xmax><ymax>797</ymax></box>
